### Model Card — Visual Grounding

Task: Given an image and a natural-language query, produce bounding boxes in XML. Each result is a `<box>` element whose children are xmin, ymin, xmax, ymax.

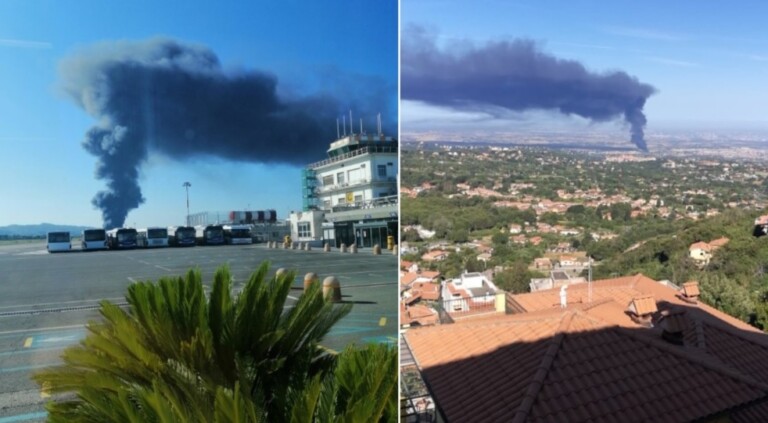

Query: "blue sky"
<box><xmin>402</xmin><ymin>0</ymin><xmax>768</xmax><ymax>135</ymax></box>
<box><xmin>0</xmin><ymin>0</ymin><xmax>397</xmax><ymax>227</ymax></box>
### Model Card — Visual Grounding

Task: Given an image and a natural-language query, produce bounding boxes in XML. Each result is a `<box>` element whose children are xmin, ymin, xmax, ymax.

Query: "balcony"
<box><xmin>315</xmin><ymin>177</ymin><xmax>397</xmax><ymax>195</ymax></box>
<box><xmin>307</xmin><ymin>145</ymin><xmax>397</xmax><ymax>169</ymax></box>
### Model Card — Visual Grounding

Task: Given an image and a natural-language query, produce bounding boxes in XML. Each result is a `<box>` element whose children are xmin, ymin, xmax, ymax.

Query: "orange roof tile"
<box><xmin>411</xmin><ymin>282</ymin><xmax>441</xmax><ymax>301</ymax></box>
<box><xmin>682</xmin><ymin>281</ymin><xmax>700</xmax><ymax>297</ymax></box>
<box><xmin>400</xmin><ymin>272</ymin><xmax>419</xmax><ymax>287</ymax></box>
<box><xmin>402</xmin><ymin>304</ymin><xmax>439</xmax><ymax>327</ymax></box>
<box><xmin>405</xmin><ymin>273</ymin><xmax>768</xmax><ymax>422</ymax></box>
<box><xmin>709</xmin><ymin>237</ymin><xmax>730</xmax><ymax>248</ymax></box>
<box><xmin>689</xmin><ymin>241</ymin><xmax>712</xmax><ymax>251</ymax></box>
<box><xmin>627</xmin><ymin>295</ymin><xmax>658</xmax><ymax>316</ymax></box>
<box><xmin>420</xmin><ymin>270</ymin><xmax>441</xmax><ymax>280</ymax></box>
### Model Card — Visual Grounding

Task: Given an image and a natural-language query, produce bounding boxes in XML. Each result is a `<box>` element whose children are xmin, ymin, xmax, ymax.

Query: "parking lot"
<box><xmin>0</xmin><ymin>242</ymin><xmax>397</xmax><ymax>421</ymax></box>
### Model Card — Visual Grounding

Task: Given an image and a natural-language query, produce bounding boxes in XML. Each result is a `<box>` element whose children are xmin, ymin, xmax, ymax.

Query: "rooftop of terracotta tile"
<box><xmin>420</xmin><ymin>270</ymin><xmax>441</xmax><ymax>280</ymax></box>
<box><xmin>709</xmin><ymin>237</ymin><xmax>730</xmax><ymax>248</ymax></box>
<box><xmin>689</xmin><ymin>241</ymin><xmax>712</xmax><ymax>251</ymax></box>
<box><xmin>411</xmin><ymin>282</ymin><xmax>441</xmax><ymax>301</ymax></box>
<box><xmin>682</xmin><ymin>281</ymin><xmax>701</xmax><ymax>297</ymax></box>
<box><xmin>400</xmin><ymin>272</ymin><xmax>419</xmax><ymax>287</ymax></box>
<box><xmin>404</xmin><ymin>273</ymin><xmax>768</xmax><ymax>422</ymax></box>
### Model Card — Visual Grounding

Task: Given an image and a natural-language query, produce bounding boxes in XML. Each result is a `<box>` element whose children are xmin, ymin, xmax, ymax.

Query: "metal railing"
<box><xmin>440</xmin><ymin>294</ymin><xmax>497</xmax><ymax>320</ymax></box>
<box><xmin>315</xmin><ymin>176</ymin><xmax>396</xmax><ymax>194</ymax></box>
<box><xmin>307</xmin><ymin>144</ymin><xmax>397</xmax><ymax>169</ymax></box>
<box><xmin>329</xmin><ymin>194</ymin><xmax>398</xmax><ymax>213</ymax></box>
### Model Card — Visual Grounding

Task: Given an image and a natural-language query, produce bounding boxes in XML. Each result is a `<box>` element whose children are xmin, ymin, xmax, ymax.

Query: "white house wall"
<box><xmin>314</xmin><ymin>153</ymin><xmax>397</xmax><ymax>208</ymax></box>
<box><xmin>289</xmin><ymin>210</ymin><xmax>325</xmax><ymax>244</ymax></box>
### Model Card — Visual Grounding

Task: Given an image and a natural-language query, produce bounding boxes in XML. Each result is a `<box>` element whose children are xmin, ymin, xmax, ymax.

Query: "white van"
<box><xmin>47</xmin><ymin>231</ymin><xmax>71</xmax><ymax>253</ymax></box>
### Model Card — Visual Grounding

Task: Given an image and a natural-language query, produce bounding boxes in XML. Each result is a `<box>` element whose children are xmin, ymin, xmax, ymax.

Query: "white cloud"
<box><xmin>0</xmin><ymin>38</ymin><xmax>52</xmax><ymax>49</ymax></box>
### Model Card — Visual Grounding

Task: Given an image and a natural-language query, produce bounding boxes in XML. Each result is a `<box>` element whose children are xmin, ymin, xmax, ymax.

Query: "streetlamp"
<box><xmin>183</xmin><ymin>182</ymin><xmax>191</xmax><ymax>226</ymax></box>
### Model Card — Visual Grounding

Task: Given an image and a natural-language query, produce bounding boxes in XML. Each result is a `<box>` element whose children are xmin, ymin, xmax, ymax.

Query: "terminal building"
<box><xmin>289</xmin><ymin>126</ymin><xmax>398</xmax><ymax>248</ymax></box>
<box><xmin>188</xmin><ymin>211</ymin><xmax>289</xmax><ymax>243</ymax></box>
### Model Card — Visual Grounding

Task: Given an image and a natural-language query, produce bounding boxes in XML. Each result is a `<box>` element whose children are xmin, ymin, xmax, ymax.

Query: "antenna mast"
<box><xmin>349</xmin><ymin>110</ymin><xmax>354</xmax><ymax>135</ymax></box>
<box><xmin>342</xmin><ymin>115</ymin><xmax>346</xmax><ymax>136</ymax></box>
<box><xmin>336</xmin><ymin>118</ymin><xmax>340</xmax><ymax>139</ymax></box>
<box><xmin>377</xmin><ymin>113</ymin><xmax>382</xmax><ymax>135</ymax></box>
<box><xmin>360</xmin><ymin>118</ymin><xmax>363</xmax><ymax>135</ymax></box>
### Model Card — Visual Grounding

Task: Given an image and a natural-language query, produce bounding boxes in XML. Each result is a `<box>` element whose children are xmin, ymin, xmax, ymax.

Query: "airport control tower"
<box><xmin>291</xmin><ymin>116</ymin><xmax>398</xmax><ymax>248</ymax></box>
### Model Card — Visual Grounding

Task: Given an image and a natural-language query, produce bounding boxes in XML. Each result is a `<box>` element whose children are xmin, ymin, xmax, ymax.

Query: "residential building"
<box><xmin>441</xmin><ymin>272</ymin><xmax>499</xmax><ymax>316</ymax></box>
<box><xmin>689</xmin><ymin>237</ymin><xmax>729</xmax><ymax>265</ymax></box>
<box><xmin>422</xmin><ymin>250</ymin><xmax>449</xmax><ymax>262</ymax></box>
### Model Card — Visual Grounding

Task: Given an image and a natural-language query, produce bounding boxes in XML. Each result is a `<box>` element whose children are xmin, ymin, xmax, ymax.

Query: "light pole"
<box><xmin>183</xmin><ymin>182</ymin><xmax>191</xmax><ymax>226</ymax></box>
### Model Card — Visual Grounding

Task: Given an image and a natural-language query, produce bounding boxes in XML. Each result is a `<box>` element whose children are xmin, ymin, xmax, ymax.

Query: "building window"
<box><xmin>337</xmin><ymin>172</ymin><xmax>345</xmax><ymax>185</ymax></box>
<box><xmin>354</xmin><ymin>195</ymin><xmax>363</xmax><ymax>203</ymax></box>
<box><xmin>323</xmin><ymin>200</ymin><xmax>331</xmax><ymax>209</ymax></box>
<box><xmin>322</xmin><ymin>175</ymin><xmax>334</xmax><ymax>186</ymax></box>
<box><xmin>338</xmin><ymin>197</ymin><xmax>346</xmax><ymax>205</ymax></box>
<box><xmin>297</xmin><ymin>222</ymin><xmax>311</xmax><ymax>238</ymax></box>
<box><xmin>377</xmin><ymin>164</ymin><xmax>387</xmax><ymax>178</ymax></box>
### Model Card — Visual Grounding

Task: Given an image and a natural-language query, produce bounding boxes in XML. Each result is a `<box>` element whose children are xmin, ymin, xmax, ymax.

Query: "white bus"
<box><xmin>195</xmin><ymin>224</ymin><xmax>225</xmax><ymax>245</ymax></box>
<box><xmin>168</xmin><ymin>226</ymin><xmax>197</xmax><ymax>247</ymax></box>
<box><xmin>81</xmin><ymin>228</ymin><xmax>108</xmax><ymax>251</ymax></box>
<box><xmin>47</xmin><ymin>231</ymin><xmax>71</xmax><ymax>253</ymax></box>
<box><xmin>224</xmin><ymin>224</ymin><xmax>253</xmax><ymax>245</ymax></box>
<box><xmin>107</xmin><ymin>228</ymin><xmax>138</xmax><ymax>249</ymax></box>
<box><xmin>137</xmin><ymin>227</ymin><xmax>169</xmax><ymax>248</ymax></box>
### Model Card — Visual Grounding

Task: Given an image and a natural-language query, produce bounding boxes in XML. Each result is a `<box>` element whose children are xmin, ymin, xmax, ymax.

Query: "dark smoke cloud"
<box><xmin>61</xmin><ymin>37</ymin><xmax>394</xmax><ymax>228</ymax></box>
<box><xmin>402</xmin><ymin>26</ymin><xmax>656</xmax><ymax>150</ymax></box>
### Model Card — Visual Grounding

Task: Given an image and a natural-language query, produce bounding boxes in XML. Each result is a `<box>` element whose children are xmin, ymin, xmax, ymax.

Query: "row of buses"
<box><xmin>46</xmin><ymin>224</ymin><xmax>253</xmax><ymax>252</ymax></box>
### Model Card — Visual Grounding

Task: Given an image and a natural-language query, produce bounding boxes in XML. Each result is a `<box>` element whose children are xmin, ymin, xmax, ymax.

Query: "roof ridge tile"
<box><xmin>512</xmin><ymin>312</ymin><xmax>574</xmax><ymax>423</ymax></box>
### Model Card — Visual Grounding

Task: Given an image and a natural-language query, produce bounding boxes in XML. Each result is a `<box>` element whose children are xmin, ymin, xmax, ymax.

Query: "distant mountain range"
<box><xmin>0</xmin><ymin>223</ymin><xmax>93</xmax><ymax>237</ymax></box>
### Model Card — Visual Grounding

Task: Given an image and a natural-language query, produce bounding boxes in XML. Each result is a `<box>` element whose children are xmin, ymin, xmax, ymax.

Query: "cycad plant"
<box><xmin>34</xmin><ymin>262</ymin><xmax>397</xmax><ymax>422</ymax></box>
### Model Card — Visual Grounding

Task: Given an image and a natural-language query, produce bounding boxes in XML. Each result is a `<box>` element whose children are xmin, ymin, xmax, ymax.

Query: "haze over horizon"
<box><xmin>402</xmin><ymin>1</ymin><xmax>768</xmax><ymax>145</ymax></box>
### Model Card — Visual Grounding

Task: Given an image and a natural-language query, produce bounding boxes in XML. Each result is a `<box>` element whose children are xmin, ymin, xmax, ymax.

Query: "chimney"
<box><xmin>559</xmin><ymin>285</ymin><xmax>568</xmax><ymax>309</ymax></box>
<box><xmin>658</xmin><ymin>309</ymin><xmax>688</xmax><ymax>345</ymax></box>
<box><xmin>677</xmin><ymin>281</ymin><xmax>700</xmax><ymax>304</ymax></box>
<box><xmin>626</xmin><ymin>295</ymin><xmax>657</xmax><ymax>327</ymax></box>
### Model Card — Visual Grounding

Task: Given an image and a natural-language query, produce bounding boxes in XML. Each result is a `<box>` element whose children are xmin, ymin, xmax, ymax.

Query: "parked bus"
<box><xmin>195</xmin><ymin>224</ymin><xmax>224</xmax><ymax>245</ymax></box>
<box><xmin>81</xmin><ymin>228</ymin><xmax>108</xmax><ymax>251</ymax></box>
<box><xmin>137</xmin><ymin>227</ymin><xmax>169</xmax><ymax>248</ymax></box>
<box><xmin>107</xmin><ymin>228</ymin><xmax>138</xmax><ymax>249</ymax></box>
<box><xmin>168</xmin><ymin>226</ymin><xmax>197</xmax><ymax>247</ymax></box>
<box><xmin>46</xmin><ymin>231</ymin><xmax>71</xmax><ymax>253</ymax></box>
<box><xmin>223</xmin><ymin>224</ymin><xmax>253</xmax><ymax>245</ymax></box>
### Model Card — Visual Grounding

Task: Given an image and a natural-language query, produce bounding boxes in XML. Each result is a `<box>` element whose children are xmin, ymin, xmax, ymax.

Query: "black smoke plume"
<box><xmin>402</xmin><ymin>27</ymin><xmax>656</xmax><ymax>150</ymax></box>
<box><xmin>61</xmin><ymin>38</ymin><xmax>394</xmax><ymax>228</ymax></box>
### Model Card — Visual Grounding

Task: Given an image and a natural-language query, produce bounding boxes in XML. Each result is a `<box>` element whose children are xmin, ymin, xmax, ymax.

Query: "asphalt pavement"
<box><xmin>0</xmin><ymin>241</ymin><xmax>397</xmax><ymax>422</ymax></box>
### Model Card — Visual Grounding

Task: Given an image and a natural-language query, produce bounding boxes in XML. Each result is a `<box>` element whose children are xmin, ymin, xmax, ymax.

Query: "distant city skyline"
<box><xmin>402</xmin><ymin>0</ymin><xmax>768</xmax><ymax>141</ymax></box>
<box><xmin>0</xmin><ymin>1</ymin><xmax>397</xmax><ymax>227</ymax></box>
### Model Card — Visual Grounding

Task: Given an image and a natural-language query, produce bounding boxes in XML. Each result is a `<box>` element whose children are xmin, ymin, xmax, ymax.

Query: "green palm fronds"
<box><xmin>33</xmin><ymin>261</ymin><xmax>400</xmax><ymax>422</ymax></box>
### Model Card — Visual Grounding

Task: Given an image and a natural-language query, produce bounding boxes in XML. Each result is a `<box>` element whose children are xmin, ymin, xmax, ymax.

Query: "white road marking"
<box><xmin>155</xmin><ymin>265</ymin><xmax>172</xmax><ymax>271</ymax></box>
<box><xmin>0</xmin><ymin>324</ymin><xmax>85</xmax><ymax>336</ymax></box>
<box><xmin>0</xmin><ymin>297</ymin><xmax>125</xmax><ymax>310</ymax></box>
<box><xmin>37</xmin><ymin>335</ymin><xmax>78</xmax><ymax>344</ymax></box>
